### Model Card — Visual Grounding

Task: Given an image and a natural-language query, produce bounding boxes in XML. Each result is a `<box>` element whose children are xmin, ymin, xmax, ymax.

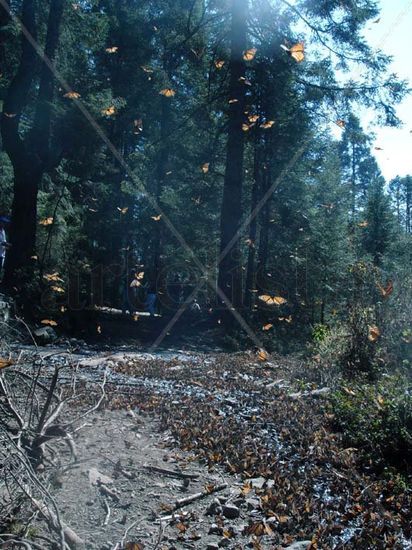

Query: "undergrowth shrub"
<box><xmin>331</xmin><ymin>375</ymin><xmax>412</xmax><ymax>474</ymax></box>
<box><xmin>380</xmin><ymin>272</ymin><xmax>412</xmax><ymax>371</ymax></box>
<box><xmin>312</xmin><ymin>323</ymin><xmax>330</xmax><ymax>344</ymax></box>
<box><xmin>340</xmin><ymin>304</ymin><xmax>381</xmax><ymax>377</ymax></box>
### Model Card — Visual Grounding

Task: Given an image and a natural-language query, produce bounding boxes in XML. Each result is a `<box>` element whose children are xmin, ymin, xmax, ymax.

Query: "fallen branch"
<box><xmin>172</xmin><ymin>482</ymin><xmax>227</xmax><ymax>511</ymax></box>
<box><xmin>31</xmin><ymin>497</ymin><xmax>85</xmax><ymax>549</ymax></box>
<box><xmin>143</xmin><ymin>464</ymin><xmax>200</xmax><ymax>480</ymax></box>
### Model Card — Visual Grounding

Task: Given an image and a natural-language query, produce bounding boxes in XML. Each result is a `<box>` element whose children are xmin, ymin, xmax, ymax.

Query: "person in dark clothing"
<box><xmin>0</xmin><ymin>217</ymin><xmax>11</xmax><ymax>273</ymax></box>
<box><xmin>145</xmin><ymin>284</ymin><xmax>157</xmax><ymax>316</ymax></box>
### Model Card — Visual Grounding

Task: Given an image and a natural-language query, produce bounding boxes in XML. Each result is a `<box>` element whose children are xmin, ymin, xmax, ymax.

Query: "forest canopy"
<box><xmin>0</xmin><ymin>0</ymin><xmax>411</xmax><ymax>349</ymax></box>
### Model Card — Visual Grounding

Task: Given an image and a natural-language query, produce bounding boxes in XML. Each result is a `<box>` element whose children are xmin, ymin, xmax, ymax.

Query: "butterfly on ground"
<box><xmin>257</xmin><ymin>348</ymin><xmax>269</xmax><ymax>361</ymax></box>
<box><xmin>0</xmin><ymin>358</ymin><xmax>14</xmax><ymax>369</ymax></box>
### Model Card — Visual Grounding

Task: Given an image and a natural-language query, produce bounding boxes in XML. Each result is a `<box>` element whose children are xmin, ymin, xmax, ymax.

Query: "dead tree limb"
<box><xmin>172</xmin><ymin>482</ymin><xmax>228</xmax><ymax>511</ymax></box>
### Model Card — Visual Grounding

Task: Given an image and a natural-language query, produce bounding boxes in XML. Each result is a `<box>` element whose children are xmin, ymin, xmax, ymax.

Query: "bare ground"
<box><xmin>49</xmin><ymin>408</ymin><xmax>256</xmax><ymax>550</ymax></box>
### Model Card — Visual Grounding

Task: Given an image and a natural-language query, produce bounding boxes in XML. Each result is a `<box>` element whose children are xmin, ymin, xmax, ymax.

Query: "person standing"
<box><xmin>145</xmin><ymin>283</ymin><xmax>157</xmax><ymax>316</ymax></box>
<box><xmin>0</xmin><ymin>217</ymin><xmax>11</xmax><ymax>273</ymax></box>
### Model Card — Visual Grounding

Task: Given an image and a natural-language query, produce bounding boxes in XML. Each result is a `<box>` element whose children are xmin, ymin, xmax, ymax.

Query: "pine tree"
<box><xmin>389</xmin><ymin>175</ymin><xmax>412</xmax><ymax>234</ymax></box>
<box><xmin>362</xmin><ymin>178</ymin><xmax>394</xmax><ymax>266</ymax></box>
<box><xmin>339</xmin><ymin>114</ymin><xmax>380</xmax><ymax>218</ymax></box>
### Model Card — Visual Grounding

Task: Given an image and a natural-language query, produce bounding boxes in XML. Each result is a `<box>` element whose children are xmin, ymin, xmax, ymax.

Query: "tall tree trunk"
<box><xmin>394</xmin><ymin>183</ymin><xmax>401</xmax><ymax>227</ymax></box>
<box><xmin>153</xmin><ymin>92</ymin><xmax>172</xmax><ymax>295</ymax></box>
<box><xmin>244</xmin><ymin>134</ymin><xmax>262</xmax><ymax>308</ymax></box>
<box><xmin>1</xmin><ymin>0</ymin><xmax>64</xmax><ymax>290</ymax></box>
<box><xmin>351</xmin><ymin>142</ymin><xmax>356</xmax><ymax>218</ymax></box>
<box><xmin>406</xmin><ymin>179</ymin><xmax>411</xmax><ymax>234</ymax></box>
<box><xmin>256</xmin><ymin>161</ymin><xmax>271</xmax><ymax>278</ymax></box>
<box><xmin>31</xmin><ymin>0</ymin><xmax>65</xmax><ymax>162</ymax></box>
<box><xmin>1</xmin><ymin>0</ymin><xmax>38</xmax><ymax>288</ymax></box>
<box><xmin>217</xmin><ymin>0</ymin><xmax>247</xmax><ymax>310</ymax></box>
<box><xmin>0</xmin><ymin>0</ymin><xmax>11</xmax><ymax>79</ymax></box>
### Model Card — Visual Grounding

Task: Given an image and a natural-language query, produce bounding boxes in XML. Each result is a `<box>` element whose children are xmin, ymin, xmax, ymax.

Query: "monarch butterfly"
<box><xmin>281</xmin><ymin>42</ymin><xmax>305</xmax><ymax>63</ymax></box>
<box><xmin>159</xmin><ymin>88</ymin><xmax>176</xmax><ymax>97</ymax></box>
<box><xmin>257</xmin><ymin>348</ymin><xmax>269</xmax><ymax>361</ymax></box>
<box><xmin>289</xmin><ymin>43</ymin><xmax>305</xmax><ymax>62</ymax></box>
<box><xmin>64</xmin><ymin>91</ymin><xmax>81</xmax><ymax>99</ymax></box>
<box><xmin>258</xmin><ymin>295</ymin><xmax>287</xmax><ymax>306</ymax></box>
<box><xmin>243</xmin><ymin>48</ymin><xmax>257</xmax><ymax>61</ymax></box>
<box><xmin>260</xmin><ymin>120</ymin><xmax>275</xmax><ymax>129</ymax></box>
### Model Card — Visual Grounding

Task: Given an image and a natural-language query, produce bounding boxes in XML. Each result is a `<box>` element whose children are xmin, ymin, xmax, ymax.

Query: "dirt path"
<box><xmin>49</xmin><ymin>408</ymin><xmax>270</xmax><ymax>550</ymax></box>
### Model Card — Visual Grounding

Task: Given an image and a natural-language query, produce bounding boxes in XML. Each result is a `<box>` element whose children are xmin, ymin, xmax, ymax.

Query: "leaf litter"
<box><xmin>12</xmin><ymin>346</ymin><xmax>412</xmax><ymax>549</ymax></box>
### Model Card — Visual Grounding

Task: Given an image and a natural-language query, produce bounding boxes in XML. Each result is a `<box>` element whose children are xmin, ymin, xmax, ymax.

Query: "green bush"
<box><xmin>312</xmin><ymin>323</ymin><xmax>330</xmax><ymax>343</ymax></box>
<box><xmin>331</xmin><ymin>376</ymin><xmax>412</xmax><ymax>474</ymax></box>
<box><xmin>340</xmin><ymin>304</ymin><xmax>381</xmax><ymax>377</ymax></box>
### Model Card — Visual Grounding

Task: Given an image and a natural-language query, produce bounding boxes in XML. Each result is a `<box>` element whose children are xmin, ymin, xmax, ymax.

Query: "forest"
<box><xmin>0</xmin><ymin>0</ymin><xmax>412</xmax><ymax>549</ymax></box>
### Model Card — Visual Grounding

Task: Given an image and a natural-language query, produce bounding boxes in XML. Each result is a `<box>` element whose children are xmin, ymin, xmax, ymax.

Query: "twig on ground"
<box><xmin>153</xmin><ymin>520</ymin><xmax>166</xmax><ymax>550</ymax></box>
<box><xmin>171</xmin><ymin>482</ymin><xmax>228</xmax><ymax>511</ymax></box>
<box><xmin>143</xmin><ymin>464</ymin><xmax>199</xmax><ymax>480</ymax></box>
<box><xmin>103</xmin><ymin>498</ymin><xmax>111</xmax><ymax>526</ymax></box>
<box><xmin>119</xmin><ymin>519</ymin><xmax>140</xmax><ymax>548</ymax></box>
